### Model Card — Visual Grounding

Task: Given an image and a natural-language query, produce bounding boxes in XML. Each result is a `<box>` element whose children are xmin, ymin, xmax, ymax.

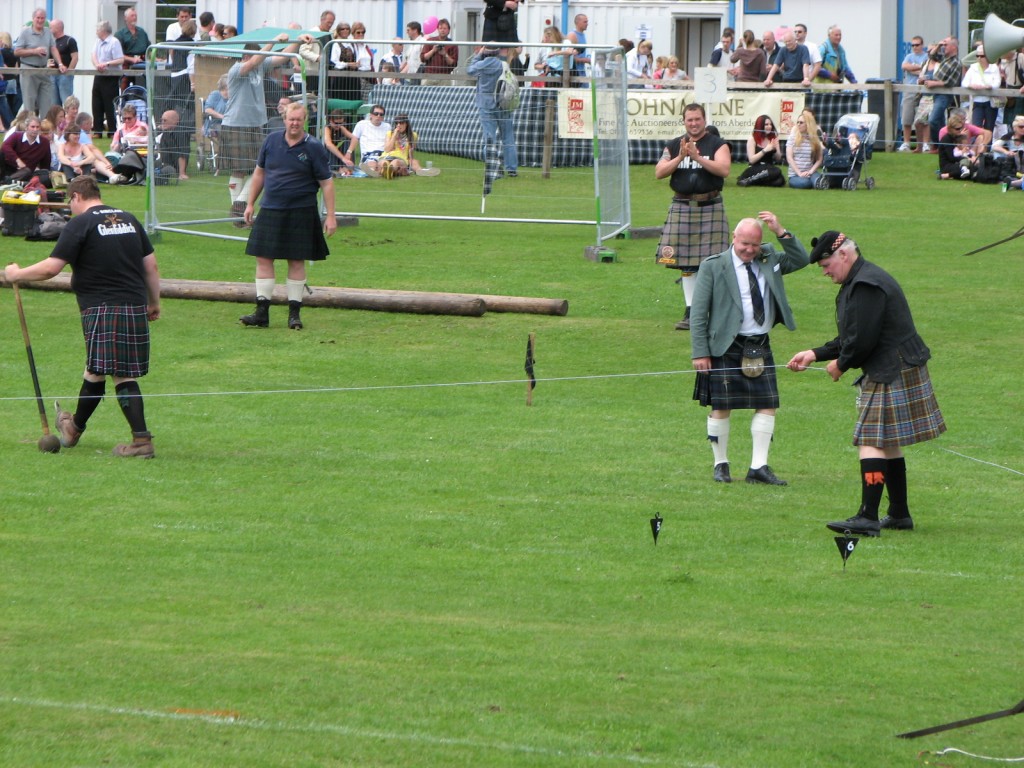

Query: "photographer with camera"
<box><xmin>923</xmin><ymin>37</ymin><xmax>961</xmax><ymax>151</ymax></box>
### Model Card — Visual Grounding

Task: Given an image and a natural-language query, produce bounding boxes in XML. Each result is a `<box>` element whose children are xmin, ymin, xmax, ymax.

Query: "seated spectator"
<box><xmin>111</xmin><ymin>104</ymin><xmax>148</xmax><ymax>152</ymax></box>
<box><xmin>731</xmin><ymin>30</ymin><xmax>767</xmax><ymax>83</ymax></box>
<box><xmin>4</xmin><ymin>109</ymin><xmax>33</xmax><ymax>143</ymax></box>
<box><xmin>765</xmin><ymin>32</ymin><xmax>811</xmax><ymax>87</ymax></box>
<box><xmin>378</xmin><ymin>114</ymin><xmax>426</xmax><ymax>176</ymax></box>
<box><xmin>624</xmin><ymin>39</ymin><xmax>654</xmax><ymax>88</ymax></box>
<box><xmin>2</xmin><ymin>115</ymin><xmax>51</xmax><ymax>181</ymax></box>
<box><xmin>937</xmin><ymin>111</ymin><xmax>986</xmax><ymax>179</ymax></box>
<box><xmin>786</xmin><ymin>109</ymin><xmax>823</xmax><ymax>188</ymax></box>
<box><xmin>654</xmin><ymin>56</ymin><xmax>688</xmax><ymax>87</ymax></box>
<box><xmin>343</xmin><ymin>104</ymin><xmax>391</xmax><ymax>176</ymax></box>
<box><xmin>536</xmin><ymin>26</ymin><xmax>577</xmax><ymax>86</ymax></box>
<box><xmin>323</xmin><ymin>108</ymin><xmax>355</xmax><ymax>175</ymax></box>
<box><xmin>993</xmin><ymin>115</ymin><xmax>1024</xmax><ymax>182</ymax></box>
<box><xmin>45</xmin><ymin>106</ymin><xmax>67</xmax><ymax>143</ymax></box>
<box><xmin>738</xmin><ymin>114</ymin><xmax>785</xmax><ymax>187</ymax></box>
<box><xmin>379</xmin><ymin>61</ymin><xmax>399</xmax><ymax>85</ymax></box>
<box><xmin>962</xmin><ymin>46</ymin><xmax>1001</xmax><ymax>148</ymax></box>
<box><xmin>57</xmin><ymin>127</ymin><xmax>125</xmax><ymax>183</ymax></box>
<box><xmin>74</xmin><ymin>112</ymin><xmax>97</xmax><ymax>146</ymax></box>
<box><xmin>61</xmin><ymin>97</ymin><xmax>81</xmax><ymax>139</ymax></box>
<box><xmin>154</xmin><ymin>109</ymin><xmax>190</xmax><ymax>180</ymax></box>
<box><xmin>38</xmin><ymin>119</ymin><xmax>61</xmax><ymax>170</ymax></box>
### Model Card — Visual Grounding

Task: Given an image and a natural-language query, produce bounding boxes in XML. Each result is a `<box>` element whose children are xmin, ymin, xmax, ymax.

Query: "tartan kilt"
<box><xmin>218</xmin><ymin>125</ymin><xmax>265</xmax><ymax>174</ymax></box>
<box><xmin>245</xmin><ymin>206</ymin><xmax>329</xmax><ymax>261</ymax></box>
<box><xmin>81</xmin><ymin>304</ymin><xmax>151</xmax><ymax>379</ymax></box>
<box><xmin>656</xmin><ymin>198</ymin><xmax>730</xmax><ymax>272</ymax></box>
<box><xmin>853</xmin><ymin>363</ymin><xmax>946</xmax><ymax>448</ymax></box>
<box><xmin>693</xmin><ymin>337</ymin><xmax>780</xmax><ymax>410</ymax></box>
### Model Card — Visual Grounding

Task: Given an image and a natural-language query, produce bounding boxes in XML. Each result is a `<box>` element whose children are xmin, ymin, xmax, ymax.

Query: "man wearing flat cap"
<box><xmin>788</xmin><ymin>231</ymin><xmax>945</xmax><ymax>537</ymax></box>
<box><xmin>691</xmin><ymin>211</ymin><xmax>809</xmax><ymax>486</ymax></box>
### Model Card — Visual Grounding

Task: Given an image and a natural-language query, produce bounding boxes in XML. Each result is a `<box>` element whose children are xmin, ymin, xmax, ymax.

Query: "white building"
<box><xmin>3</xmin><ymin>1</ymin><xmax>968</xmax><ymax>112</ymax></box>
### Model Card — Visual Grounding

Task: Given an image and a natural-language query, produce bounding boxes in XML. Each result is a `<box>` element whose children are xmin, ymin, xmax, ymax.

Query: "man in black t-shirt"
<box><xmin>5</xmin><ymin>176</ymin><xmax>162</xmax><ymax>458</ymax></box>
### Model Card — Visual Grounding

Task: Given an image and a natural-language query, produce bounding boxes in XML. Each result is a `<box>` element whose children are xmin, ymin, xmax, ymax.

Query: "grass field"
<box><xmin>1</xmin><ymin>149</ymin><xmax>1023</xmax><ymax>768</ymax></box>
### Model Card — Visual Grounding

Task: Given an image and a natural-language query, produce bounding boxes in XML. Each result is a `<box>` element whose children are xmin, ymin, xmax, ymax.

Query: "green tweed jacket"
<box><xmin>690</xmin><ymin>234</ymin><xmax>810</xmax><ymax>359</ymax></box>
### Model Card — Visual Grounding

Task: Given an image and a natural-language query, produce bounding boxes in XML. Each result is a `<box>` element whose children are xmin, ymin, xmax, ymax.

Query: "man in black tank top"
<box><xmin>655</xmin><ymin>103</ymin><xmax>732</xmax><ymax>329</ymax></box>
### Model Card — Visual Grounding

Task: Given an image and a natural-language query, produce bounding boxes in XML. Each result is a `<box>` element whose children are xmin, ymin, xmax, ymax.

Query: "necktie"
<box><xmin>394</xmin><ymin>55</ymin><xmax>400</xmax><ymax>69</ymax></box>
<box><xmin>745</xmin><ymin>263</ymin><xmax>765</xmax><ymax>325</ymax></box>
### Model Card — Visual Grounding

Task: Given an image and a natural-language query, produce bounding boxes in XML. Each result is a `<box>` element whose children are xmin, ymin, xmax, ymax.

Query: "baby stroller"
<box><xmin>815</xmin><ymin>113</ymin><xmax>878</xmax><ymax>191</ymax></box>
<box><xmin>107</xmin><ymin>84</ymin><xmax>151</xmax><ymax>184</ymax></box>
<box><xmin>114</xmin><ymin>84</ymin><xmax>149</xmax><ymax>126</ymax></box>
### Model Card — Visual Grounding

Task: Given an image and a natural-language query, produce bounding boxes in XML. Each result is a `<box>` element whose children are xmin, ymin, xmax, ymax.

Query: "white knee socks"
<box><xmin>286</xmin><ymin>279</ymin><xmax>306</xmax><ymax>303</ymax></box>
<box><xmin>255</xmin><ymin>278</ymin><xmax>275</xmax><ymax>301</ymax></box>
<box><xmin>707</xmin><ymin>416</ymin><xmax>730</xmax><ymax>467</ymax></box>
<box><xmin>750</xmin><ymin>413</ymin><xmax>776</xmax><ymax>469</ymax></box>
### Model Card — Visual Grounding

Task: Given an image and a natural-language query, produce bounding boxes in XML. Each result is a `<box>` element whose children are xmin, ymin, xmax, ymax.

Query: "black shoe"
<box><xmin>826</xmin><ymin>514</ymin><xmax>880</xmax><ymax>537</ymax></box>
<box><xmin>713</xmin><ymin>463</ymin><xmax>731</xmax><ymax>483</ymax></box>
<box><xmin>287</xmin><ymin>300</ymin><xmax>303</xmax><ymax>330</ymax></box>
<box><xmin>745</xmin><ymin>465</ymin><xmax>787</xmax><ymax>486</ymax></box>
<box><xmin>879</xmin><ymin>514</ymin><xmax>914</xmax><ymax>531</ymax></box>
<box><xmin>240</xmin><ymin>297</ymin><xmax>270</xmax><ymax>328</ymax></box>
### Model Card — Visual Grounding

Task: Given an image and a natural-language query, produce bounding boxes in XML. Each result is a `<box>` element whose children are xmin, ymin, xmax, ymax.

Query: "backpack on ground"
<box><xmin>495</xmin><ymin>60</ymin><xmax>520</xmax><ymax>111</ymax></box>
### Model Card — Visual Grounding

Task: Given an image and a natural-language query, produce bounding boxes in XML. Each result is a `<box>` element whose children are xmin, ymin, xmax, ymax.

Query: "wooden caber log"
<box><xmin>2</xmin><ymin>275</ymin><xmax>569</xmax><ymax>317</ymax></box>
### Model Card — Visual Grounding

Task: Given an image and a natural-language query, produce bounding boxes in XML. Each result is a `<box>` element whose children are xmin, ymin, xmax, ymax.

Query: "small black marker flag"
<box><xmin>525</xmin><ymin>334</ymin><xmax>536</xmax><ymax>392</ymax></box>
<box><xmin>650</xmin><ymin>513</ymin><xmax>662</xmax><ymax>545</ymax></box>
<box><xmin>834</xmin><ymin>535</ymin><xmax>858</xmax><ymax>569</ymax></box>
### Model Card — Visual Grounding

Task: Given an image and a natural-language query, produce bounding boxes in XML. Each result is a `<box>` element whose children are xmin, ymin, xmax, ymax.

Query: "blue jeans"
<box><xmin>929</xmin><ymin>94</ymin><xmax>954</xmax><ymax>144</ymax></box>
<box><xmin>787</xmin><ymin>172</ymin><xmax>820</xmax><ymax>189</ymax></box>
<box><xmin>51</xmin><ymin>73</ymin><xmax>75</xmax><ymax>107</ymax></box>
<box><xmin>479</xmin><ymin>108</ymin><xmax>518</xmax><ymax>173</ymax></box>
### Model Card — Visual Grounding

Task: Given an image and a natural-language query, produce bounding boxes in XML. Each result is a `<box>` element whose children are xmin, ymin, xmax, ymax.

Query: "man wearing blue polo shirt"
<box><xmin>764</xmin><ymin>31</ymin><xmax>811</xmax><ymax>88</ymax></box>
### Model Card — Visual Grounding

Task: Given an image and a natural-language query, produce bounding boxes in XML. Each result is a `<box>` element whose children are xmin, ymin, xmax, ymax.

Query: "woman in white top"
<box><xmin>962</xmin><ymin>46</ymin><xmax>1002</xmax><ymax>148</ymax></box>
<box><xmin>626</xmin><ymin>40</ymin><xmax>654</xmax><ymax>88</ymax></box>
<box><xmin>57</xmin><ymin>127</ymin><xmax>125</xmax><ymax>183</ymax></box>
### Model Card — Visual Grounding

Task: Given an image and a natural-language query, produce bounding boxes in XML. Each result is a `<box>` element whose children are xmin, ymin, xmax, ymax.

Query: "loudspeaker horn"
<box><xmin>982</xmin><ymin>13</ymin><xmax>1024</xmax><ymax>60</ymax></box>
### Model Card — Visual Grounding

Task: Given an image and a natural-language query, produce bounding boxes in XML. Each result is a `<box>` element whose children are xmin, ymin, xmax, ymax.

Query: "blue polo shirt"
<box><xmin>774</xmin><ymin>44</ymin><xmax>811</xmax><ymax>82</ymax></box>
<box><xmin>256</xmin><ymin>131</ymin><xmax>332</xmax><ymax>210</ymax></box>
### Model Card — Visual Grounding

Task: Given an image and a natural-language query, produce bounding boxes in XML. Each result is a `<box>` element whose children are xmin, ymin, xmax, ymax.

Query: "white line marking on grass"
<box><xmin>0</xmin><ymin>695</ymin><xmax>721</xmax><ymax>767</ymax></box>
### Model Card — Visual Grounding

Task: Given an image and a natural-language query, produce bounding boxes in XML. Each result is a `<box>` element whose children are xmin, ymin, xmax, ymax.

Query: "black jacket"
<box><xmin>812</xmin><ymin>257</ymin><xmax>930</xmax><ymax>383</ymax></box>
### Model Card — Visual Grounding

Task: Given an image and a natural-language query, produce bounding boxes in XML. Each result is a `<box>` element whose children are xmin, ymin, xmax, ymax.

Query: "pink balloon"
<box><xmin>423</xmin><ymin>16</ymin><xmax>438</xmax><ymax>36</ymax></box>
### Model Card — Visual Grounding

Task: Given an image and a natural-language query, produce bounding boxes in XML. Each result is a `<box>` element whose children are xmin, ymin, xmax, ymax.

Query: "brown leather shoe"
<box><xmin>113</xmin><ymin>431</ymin><xmax>155</xmax><ymax>458</ymax></box>
<box><xmin>54</xmin><ymin>401</ymin><xmax>82</xmax><ymax>448</ymax></box>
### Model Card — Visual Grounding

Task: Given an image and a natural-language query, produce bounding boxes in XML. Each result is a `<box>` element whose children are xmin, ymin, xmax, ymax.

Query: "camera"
<box><xmin>928</xmin><ymin>43</ymin><xmax>945</xmax><ymax>61</ymax></box>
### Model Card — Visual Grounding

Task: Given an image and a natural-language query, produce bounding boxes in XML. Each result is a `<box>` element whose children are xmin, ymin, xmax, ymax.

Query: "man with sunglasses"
<box><xmin>898</xmin><ymin>36</ymin><xmax>929</xmax><ymax>152</ymax></box>
<box><xmin>343</xmin><ymin>105</ymin><xmax>392</xmax><ymax>176</ymax></box>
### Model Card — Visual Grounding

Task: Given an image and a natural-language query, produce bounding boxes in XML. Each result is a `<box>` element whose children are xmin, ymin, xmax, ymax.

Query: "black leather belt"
<box><xmin>673</xmin><ymin>194</ymin><xmax>722</xmax><ymax>207</ymax></box>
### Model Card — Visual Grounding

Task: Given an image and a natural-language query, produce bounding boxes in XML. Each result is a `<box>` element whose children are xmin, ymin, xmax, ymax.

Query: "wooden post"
<box><xmin>542</xmin><ymin>97</ymin><xmax>555</xmax><ymax>179</ymax></box>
